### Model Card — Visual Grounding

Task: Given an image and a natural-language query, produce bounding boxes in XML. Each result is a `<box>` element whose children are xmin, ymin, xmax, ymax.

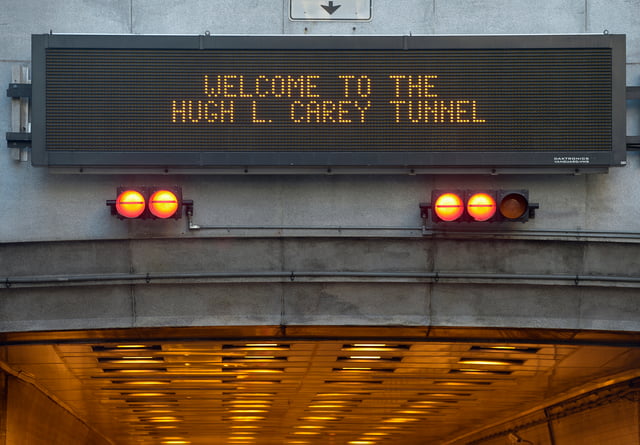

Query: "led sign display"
<box><xmin>31</xmin><ymin>34</ymin><xmax>626</xmax><ymax>173</ymax></box>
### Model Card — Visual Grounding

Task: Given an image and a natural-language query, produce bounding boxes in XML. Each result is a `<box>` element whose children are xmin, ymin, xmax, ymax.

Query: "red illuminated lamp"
<box><xmin>433</xmin><ymin>192</ymin><xmax>464</xmax><ymax>222</ymax></box>
<box><xmin>466</xmin><ymin>192</ymin><xmax>497</xmax><ymax>222</ymax></box>
<box><xmin>148</xmin><ymin>189</ymin><xmax>180</xmax><ymax>219</ymax></box>
<box><xmin>115</xmin><ymin>189</ymin><xmax>146</xmax><ymax>219</ymax></box>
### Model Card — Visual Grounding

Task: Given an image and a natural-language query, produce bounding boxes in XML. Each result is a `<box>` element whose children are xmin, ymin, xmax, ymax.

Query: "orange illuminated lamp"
<box><xmin>466</xmin><ymin>192</ymin><xmax>497</xmax><ymax>221</ymax></box>
<box><xmin>433</xmin><ymin>192</ymin><xmax>464</xmax><ymax>222</ymax></box>
<box><xmin>149</xmin><ymin>189</ymin><xmax>179</xmax><ymax>219</ymax></box>
<box><xmin>115</xmin><ymin>189</ymin><xmax>146</xmax><ymax>219</ymax></box>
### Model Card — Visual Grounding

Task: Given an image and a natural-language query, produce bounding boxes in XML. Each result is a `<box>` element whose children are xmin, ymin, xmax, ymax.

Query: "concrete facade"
<box><xmin>1</xmin><ymin>1</ymin><xmax>640</xmax><ymax>331</ymax></box>
<box><xmin>2</xmin><ymin>238</ymin><xmax>640</xmax><ymax>332</ymax></box>
<box><xmin>3</xmin><ymin>3</ymin><xmax>640</xmax><ymax>444</ymax></box>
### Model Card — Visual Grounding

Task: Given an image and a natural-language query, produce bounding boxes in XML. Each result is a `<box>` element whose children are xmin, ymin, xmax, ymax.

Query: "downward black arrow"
<box><xmin>321</xmin><ymin>1</ymin><xmax>341</xmax><ymax>15</ymax></box>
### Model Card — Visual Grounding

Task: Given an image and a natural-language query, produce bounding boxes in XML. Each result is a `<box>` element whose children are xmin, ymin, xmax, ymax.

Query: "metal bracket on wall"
<box><xmin>627</xmin><ymin>86</ymin><xmax>640</xmax><ymax>151</ymax></box>
<box><xmin>6</xmin><ymin>82</ymin><xmax>32</xmax><ymax>99</ymax></box>
<box><xmin>6</xmin><ymin>131</ymin><xmax>32</xmax><ymax>148</ymax></box>
<box><xmin>6</xmin><ymin>65</ymin><xmax>31</xmax><ymax>162</ymax></box>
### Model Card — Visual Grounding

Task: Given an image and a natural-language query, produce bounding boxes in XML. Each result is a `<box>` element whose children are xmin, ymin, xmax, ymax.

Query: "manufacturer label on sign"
<box><xmin>290</xmin><ymin>0</ymin><xmax>372</xmax><ymax>20</ymax></box>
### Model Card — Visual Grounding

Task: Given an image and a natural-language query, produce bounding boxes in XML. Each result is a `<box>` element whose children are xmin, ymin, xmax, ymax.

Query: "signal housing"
<box><xmin>107</xmin><ymin>186</ymin><xmax>193</xmax><ymax>220</ymax></box>
<box><xmin>421</xmin><ymin>190</ymin><xmax>538</xmax><ymax>224</ymax></box>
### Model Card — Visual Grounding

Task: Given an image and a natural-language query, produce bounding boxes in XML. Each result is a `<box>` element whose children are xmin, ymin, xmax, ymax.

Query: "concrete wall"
<box><xmin>1</xmin><ymin>0</ymin><xmax>640</xmax><ymax>334</ymax></box>
<box><xmin>449</xmin><ymin>382</ymin><xmax>640</xmax><ymax>445</ymax></box>
<box><xmin>1</xmin><ymin>0</ymin><xmax>639</xmax><ymax>243</ymax></box>
<box><xmin>2</xmin><ymin>373</ymin><xmax>110</xmax><ymax>445</ymax></box>
<box><xmin>2</xmin><ymin>238</ymin><xmax>640</xmax><ymax>332</ymax></box>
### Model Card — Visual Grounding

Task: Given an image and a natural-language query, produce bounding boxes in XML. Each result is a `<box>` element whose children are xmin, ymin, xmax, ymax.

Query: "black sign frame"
<box><xmin>31</xmin><ymin>34</ymin><xmax>627</xmax><ymax>174</ymax></box>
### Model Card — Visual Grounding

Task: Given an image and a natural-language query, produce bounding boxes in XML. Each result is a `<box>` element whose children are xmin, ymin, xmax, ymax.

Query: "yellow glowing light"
<box><xmin>310</xmin><ymin>400</ymin><xmax>352</xmax><ymax>404</ymax></box>
<box><xmin>227</xmin><ymin>400</ymin><xmax>273</xmax><ymax>405</ymax></box>
<box><xmin>315</xmin><ymin>392</ymin><xmax>365</xmax><ymax>397</ymax></box>
<box><xmin>300</xmin><ymin>416</ymin><xmax>339</xmax><ymax>421</ymax></box>
<box><xmin>227</xmin><ymin>404</ymin><xmax>272</xmax><ymax>409</ymax></box>
<box><xmin>458</xmin><ymin>359</ymin><xmax>514</xmax><ymax>366</ymax></box>
<box><xmin>308</xmin><ymin>404</ymin><xmax>351</xmax><ymax>409</ymax></box>
<box><xmin>122</xmin><ymin>381</ymin><xmax>168</xmax><ymax>385</ymax></box>
<box><xmin>456</xmin><ymin>368</ymin><xmax>494</xmax><ymax>374</ymax></box>
<box><xmin>107</xmin><ymin>359</ymin><xmax>161</xmax><ymax>364</ymax></box>
<box><xmin>229</xmin><ymin>416</ymin><xmax>265</xmax><ymax>422</ymax></box>
<box><xmin>234</xmin><ymin>381</ymin><xmax>279</xmax><ymax>386</ymax></box>
<box><xmin>421</xmin><ymin>393</ymin><xmax>467</xmax><ymax>398</ymax></box>
<box><xmin>343</xmin><ymin>343</ymin><xmax>400</xmax><ymax>352</ymax></box>
<box><xmin>231</xmin><ymin>393</ymin><xmax>276</xmax><ymax>397</ymax></box>
<box><xmin>128</xmin><ymin>393</ymin><xmax>170</xmax><ymax>397</ymax></box>
<box><xmin>148</xmin><ymin>417</ymin><xmax>181</xmax><ymax>423</ymax></box>
<box><xmin>234</xmin><ymin>369</ymin><xmax>283</xmax><ymax>373</ymax></box>
<box><xmin>435</xmin><ymin>381</ymin><xmax>483</xmax><ymax>386</ymax></box>
<box><xmin>112</xmin><ymin>369</ymin><xmax>159</xmax><ymax>374</ymax></box>
<box><xmin>173</xmin><ymin>379</ymin><xmax>223</xmax><ymax>384</ymax></box>
<box><xmin>383</xmin><ymin>417</ymin><xmax>419</xmax><ymax>423</ymax></box>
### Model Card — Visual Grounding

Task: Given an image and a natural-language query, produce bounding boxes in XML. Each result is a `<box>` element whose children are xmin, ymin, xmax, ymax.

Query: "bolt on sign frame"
<box><xmin>31</xmin><ymin>33</ymin><xmax>626</xmax><ymax>174</ymax></box>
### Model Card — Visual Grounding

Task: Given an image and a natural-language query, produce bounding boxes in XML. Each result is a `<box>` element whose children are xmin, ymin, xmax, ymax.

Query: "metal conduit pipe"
<box><xmin>4</xmin><ymin>270</ymin><xmax>640</xmax><ymax>288</ymax></box>
<box><xmin>187</xmin><ymin>219</ymin><xmax>640</xmax><ymax>243</ymax></box>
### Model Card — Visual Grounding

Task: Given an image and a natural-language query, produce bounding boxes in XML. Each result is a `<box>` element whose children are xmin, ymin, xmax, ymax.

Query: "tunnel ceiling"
<box><xmin>3</xmin><ymin>327</ymin><xmax>640</xmax><ymax>445</ymax></box>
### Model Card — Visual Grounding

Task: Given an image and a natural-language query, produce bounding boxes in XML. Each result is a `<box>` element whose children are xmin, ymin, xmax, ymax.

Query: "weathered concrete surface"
<box><xmin>0</xmin><ymin>0</ymin><xmax>639</xmax><ymax>337</ymax></box>
<box><xmin>1</xmin><ymin>238</ymin><xmax>639</xmax><ymax>332</ymax></box>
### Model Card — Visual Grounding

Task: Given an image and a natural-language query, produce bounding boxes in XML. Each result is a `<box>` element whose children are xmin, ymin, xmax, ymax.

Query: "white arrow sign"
<box><xmin>290</xmin><ymin>0</ymin><xmax>372</xmax><ymax>21</ymax></box>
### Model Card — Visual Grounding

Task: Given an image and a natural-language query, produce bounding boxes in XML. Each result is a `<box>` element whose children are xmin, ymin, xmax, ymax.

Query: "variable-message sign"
<box><xmin>31</xmin><ymin>34</ymin><xmax>626</xmax><ymax>173</ymax></box>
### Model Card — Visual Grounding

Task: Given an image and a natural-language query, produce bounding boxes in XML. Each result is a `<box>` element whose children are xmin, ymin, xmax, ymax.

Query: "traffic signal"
<box><xmin>107</xmin><ymin>186</ymin><xmax>193</xmax><ymax>220</ymax></box>
<box><xmin>421</xmin><ymin>190</ymin><xmax>538</xmax><ymax>223</ymax></box>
